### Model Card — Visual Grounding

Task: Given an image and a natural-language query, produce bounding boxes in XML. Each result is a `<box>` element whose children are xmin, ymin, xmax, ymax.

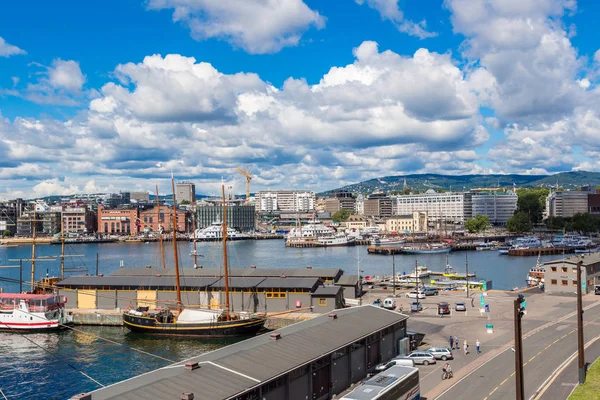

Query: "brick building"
<box><xmin>139</xmin><ymin>205</ymin><xmax>188</xmax><ymax>233</ymax></box>
<box><xmin>97</xmin><ymin>206</ymin><xmax>139</xmax><ymax>236</ymax></box>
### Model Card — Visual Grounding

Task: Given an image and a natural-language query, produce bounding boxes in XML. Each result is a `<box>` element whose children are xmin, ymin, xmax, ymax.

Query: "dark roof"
<box><xmin>544</xmin><ymin>253</ymin><xmax>600</xmax><ymax>267</ymax></box>
<box><xmin>312</xmin><ymin>286</ymin><xmax>343</xmax><ymax>296</ymax></box>
<box><xmin>55</xmin><ymin>276</ymin><xmax>320</xmax><ymax>291</ymax></box>
<box><xmin>335</xmin><ymin>274</ymin><xmax>359</xmax><ymax>286</ymax></box>
<box><xmin>109</xmin><ymin>267</ymin><xmax>342</xmax><ymax>279</ymax></box>
<box><xmin>90</xmin><ymin>306</ymin><xmax>407</xmax><ymax>400</ymax></box>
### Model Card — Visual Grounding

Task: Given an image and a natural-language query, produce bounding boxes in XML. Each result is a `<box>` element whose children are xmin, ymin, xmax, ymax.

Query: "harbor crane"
<box><xmin>236</xmin><ymin>167</ymin><xmax>253</xmax><ymax>205</ymax></box>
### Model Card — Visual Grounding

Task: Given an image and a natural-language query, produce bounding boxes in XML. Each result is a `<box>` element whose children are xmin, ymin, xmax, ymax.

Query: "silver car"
<box><xmin>406</xmin><ymin>351</ymin><xmax>437</xmax><ymax>365</ymax></box>
<box><xmin>425</xmin><ymin>346</ymin><xmax>453</xmax><ymax>361</ymax></box>
<box><xmin>374</xmin><ymin>357</ymin><xmax>415</xmax><ymax>371</ymax></box>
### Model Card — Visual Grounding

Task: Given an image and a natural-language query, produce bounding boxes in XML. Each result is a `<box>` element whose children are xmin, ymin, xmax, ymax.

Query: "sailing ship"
<box><xmin>123</xmin><ymin>180</ymin><xmax>266</xmax><ymax>337</ymax></box>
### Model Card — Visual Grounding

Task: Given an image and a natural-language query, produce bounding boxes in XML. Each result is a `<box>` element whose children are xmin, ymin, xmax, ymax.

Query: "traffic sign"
<box><xmin>480</xmin><ymin>294</ymin><xmax>485</xmax><ymax>307</ymax></box>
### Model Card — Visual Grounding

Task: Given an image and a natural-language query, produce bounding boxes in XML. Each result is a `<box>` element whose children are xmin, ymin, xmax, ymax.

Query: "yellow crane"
<box><xmin>236</xmin><ymin>167</ymin><xmax>253</xmax><ymax>205</ymax></box>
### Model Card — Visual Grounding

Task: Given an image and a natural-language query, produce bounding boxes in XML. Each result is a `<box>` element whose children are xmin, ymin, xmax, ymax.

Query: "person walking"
<box><xmin>449</xmin><ymin>336</ymin><xmax>454</xmax><ymax>350</ymax></box>
<box><xmin>471</xmin><ymin>297</ymin><xmax>475</xmax><ymax>307</ymax></box>
<box><xmin>463</xmin><ymin>340</ymin><xmax>468</xmax><ymax>355</ymax></box>
<box><xmin>454</xmin><ymin>336</ymin><xmax>459</xmax><ymax>350</ymax></box>
<box><xmin>476</xmin><ymin>339</ymin><xmax>481</xmax><ymax>354</ymax></box>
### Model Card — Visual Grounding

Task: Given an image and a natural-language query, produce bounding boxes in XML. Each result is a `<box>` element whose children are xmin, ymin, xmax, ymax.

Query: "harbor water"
<box><xmin>0</xmin><ymin>240</ymin><xmax>562</xmax><ymax>399</ymax></box>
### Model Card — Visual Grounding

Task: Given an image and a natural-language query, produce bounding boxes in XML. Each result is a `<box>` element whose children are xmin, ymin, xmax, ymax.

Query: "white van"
<box><xmin>383</xmin><ymin>297</ymin><xmax>396</xmax><ymax>310</ymax></box>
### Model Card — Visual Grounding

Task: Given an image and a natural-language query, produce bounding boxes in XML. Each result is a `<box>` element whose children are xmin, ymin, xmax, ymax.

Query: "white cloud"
<box><xmin>47</xmin><ymin>59</ymin><xmax>86</xmax><ymax>93</ymax></box>
<box><xmin>146</xmin><ymin>0</ymin><xmax>325</xmax><ymax>54</ymax></box>
<box><xmin>0</xmin><ymin>36</ymin><xmax>26</xmax><ymax>57</ymax></box>
<box><xmin>355</xmin><ymin>0</ymin><xmax>437</xmax><ymax>38</ymax></box>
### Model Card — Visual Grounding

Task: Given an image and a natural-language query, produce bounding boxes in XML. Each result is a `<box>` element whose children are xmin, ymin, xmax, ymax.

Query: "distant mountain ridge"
<box><xmin>321</xmin><ymin>171</ymin><xmax>600</xmax><ymax>196</ymax></box>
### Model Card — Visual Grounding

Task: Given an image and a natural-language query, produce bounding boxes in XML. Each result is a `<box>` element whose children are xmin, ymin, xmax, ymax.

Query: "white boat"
<box><xmin>402</xmin><ymin>244</ymin><xmax>451</xmax><ymax>254</ymax></box>
<box><xmin>526</xmin><ymin>254</ymin><xmax>545</xmax><ymax>287</ymax></box>
<box><xmin>510</xmin><ymin>236</ymin><xmax>542</xmax><ymax>250</ymax></box>
<box><xmin>497</xmin><ymin>245</ymin><xmax>510</xmax><ymax>255</ymax></box>
<box><xmin>574</xmin><ymin>246</ymin><xmax>600</xmax><ymax>254</ymax></box>
<box><xmin>476</xmin><ymin>243</ymin><xmax>497</xmax><ymax>251</ymax></box>
<box><xmin>317</xmin><ymin>233</ymin><xmax>356</xmax><ymax>247</ymax></box>
<box><xmin>287</xmin><ymin>219</ymin><xmax>335</xmax><ymax>238</ymax></box>
<box><xmin>370</xmin><ymin>237</ymin><xmax>406</xmax><ymax>246</ymax></box>
<box><xmin>0</xmin><ymin>293</ymin><xmax>73</xmax><ymax>332</ymax></box>
<box><xmin>194</xmin><ymin>222</ymin><xmax>250</xmax><ymax>240</ymax></box>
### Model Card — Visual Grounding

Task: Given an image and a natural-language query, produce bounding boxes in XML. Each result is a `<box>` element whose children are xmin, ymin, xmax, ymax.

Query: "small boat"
<box><xmin>0</xmin><ymin>293</ymin><xmax>73</xmax><ymax>332</ymax></box>
<box><xmin>476</xmin><ymin>243</ymin><xmax>497</xmax><ymax>251</ymax></box>
<box><xmin>526</xmin><ymin>253</ymin><xmax>545</xmax><ymax>287</ymax></box>
<box><xmin>370</xmin><ymin>237</ymin><xmax>406</xmax><ymax>246</ymax></box>
<box><xmin>317</xmin><ymin>233</ymin><xmax>356</xmax><ymax>247</ymax></box>
<box><xmin>574</xmin><ymin>246</ymin><xmax>600</xmax><ymax>254</ymax></box>
<box><xmin>194</xmin><ymin>222</ymin><xmax>250</xmax><ymax>241</ymax></box>
<box><xmin>497</xmin><ymin>245</ymin><xmax>510</xmax><ymax>255</ymax></box>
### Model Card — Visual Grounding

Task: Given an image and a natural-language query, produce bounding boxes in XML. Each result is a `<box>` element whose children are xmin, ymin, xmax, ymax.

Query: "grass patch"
<box><xmin>569</xmin><ymin>359</ymin><xmax>600</xmax><ymax>400</ymax></box>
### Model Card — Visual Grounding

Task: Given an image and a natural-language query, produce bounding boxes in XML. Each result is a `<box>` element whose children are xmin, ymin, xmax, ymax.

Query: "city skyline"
<box><xmin>2</xmin><ymin>1</ymin><xmax>600</xmax><ymax>199</ymax></box>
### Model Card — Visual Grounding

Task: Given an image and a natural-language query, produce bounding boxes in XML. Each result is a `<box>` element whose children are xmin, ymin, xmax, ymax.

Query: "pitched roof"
<box><xmin>109</xmin><ymin>267</ymin><xmax>342</xmax><ymax>279</ymax></box>
<box><xmin>90</xmin><ymin>306</ymin><xmax>407</xmax><ymax>400</ymax></box>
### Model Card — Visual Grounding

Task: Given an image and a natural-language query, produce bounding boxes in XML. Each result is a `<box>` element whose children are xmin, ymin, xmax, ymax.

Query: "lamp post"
<box><xmin>514</xmin><ymin>293</ymin><xmax>526</xmax><ymax>400</ymax></box>
<box><xmin>576</xmin><ymin>260</ymin><xmax>586</xmax><ymax>384</ymax></box>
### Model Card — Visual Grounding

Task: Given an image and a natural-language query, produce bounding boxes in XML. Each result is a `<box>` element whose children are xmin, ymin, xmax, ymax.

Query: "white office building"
<box><xmin>393</xmin><ymin>190</ymin><xmax>465</xmax><ymax>223</ymax></box>
<box><xmin>257</xmin><ymin>190</ymin><xmax>315</xmax><ymax>213</ymax></box>
<box><xmin>471</xmin><ymin>191</ymin><xmax>518</xmax><ymax>225</ymax></box>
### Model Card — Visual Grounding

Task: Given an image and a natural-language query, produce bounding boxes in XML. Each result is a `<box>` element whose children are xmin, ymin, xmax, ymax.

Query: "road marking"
<box><xmin>433</xmin><ymin>300</ymin><xmax>600</xmax><ymax>399</ymax></box>
<box><xmin>529</xmin><ymin>356</ymin><xmax>535</xmax><ymax>362</ymax></box>
<box><xmin>489</xmin><ymin>387</ymin><xmax>499</xmax><ymax>396</ymax></box>
<box><xmin>500</xmin><ymin>377</ymin><xmax>509</xmax><ymax>386</ymax></box>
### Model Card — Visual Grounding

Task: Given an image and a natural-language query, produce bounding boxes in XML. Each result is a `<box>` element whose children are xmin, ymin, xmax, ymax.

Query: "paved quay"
<box><xmin>361</xmin><ymin>287</ymin><xmax>600</xmax><ymax>399</ymax></box>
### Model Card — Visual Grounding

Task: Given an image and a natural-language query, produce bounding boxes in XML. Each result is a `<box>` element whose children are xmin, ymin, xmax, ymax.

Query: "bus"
<box><xmin>340</xmin><ymin>365</ymin><xmax>420</xmax><ymax>400</ymax></box>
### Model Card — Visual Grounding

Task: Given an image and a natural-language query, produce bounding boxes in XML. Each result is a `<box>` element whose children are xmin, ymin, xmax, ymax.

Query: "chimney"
<box><xmin>184</xmin><ymin>362</ymin><xmax>200</xmax><ymax>371</ymax></box>
<box><xmin>250</xmin><ymin>265</ymin><xmax>257</xmax><ymax>268</ymax></box>
<box><xmin>328</xmin><ymin>313</ymin><xmax>338</xmax><ymax>320</ymax></box>
<box><xmin>280</xmin><ymin>274</ymin><xmax>286</xmax><ymax>278</ymax></box>
<box><xmin>155</xmin><ymin>274</ymin><xmax>161</xmax><ymax>277</ymax></box>
<box><xmin>306</xmin><ymin>265</ymin><xmax>312</xmax><ymax>269</ymax></box>
<box><xmin>181</xmin><ymin>394</ymin><xmax>194</xmax><ymax>400</ymax></box>
<box><xmin>270</xmin><ymin>332</ymin><xmax>282</xmax><ymax>340</ymax></box>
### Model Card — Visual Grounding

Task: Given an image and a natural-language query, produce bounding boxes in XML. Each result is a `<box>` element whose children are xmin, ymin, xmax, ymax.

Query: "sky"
<box><xmin>1</xmin><ymin>0</ymin><xmax>600</xmax><ymax>199</ymax></box>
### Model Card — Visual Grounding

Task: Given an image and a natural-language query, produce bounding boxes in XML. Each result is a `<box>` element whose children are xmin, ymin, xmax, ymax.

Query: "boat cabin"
<box><xmin>0</xmin><ymin>293</ymin><xmax>65</xmax><ymax>312</ymax></box>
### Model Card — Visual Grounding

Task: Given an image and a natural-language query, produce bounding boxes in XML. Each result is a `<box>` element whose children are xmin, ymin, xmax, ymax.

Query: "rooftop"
<box><xmin>109</xmin><ymin>267</ymin><xmax>342</xmax><ymax>280</ymax></box>
<box><xmin>90</xmin><ymin>305</ymin><xmax>407</xmax><ymax>400</ymax></box>
<box><xmin>544</xmin><ymin>252</ymin><xmax>600</xmax><ymax>267</ymax></box>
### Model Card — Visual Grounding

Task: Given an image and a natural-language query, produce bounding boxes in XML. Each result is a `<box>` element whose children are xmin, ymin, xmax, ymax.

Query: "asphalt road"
<box><xmin>434</xmin><ymin>309</ymin><xmax>600</xmax><ymax>400</ymax></box>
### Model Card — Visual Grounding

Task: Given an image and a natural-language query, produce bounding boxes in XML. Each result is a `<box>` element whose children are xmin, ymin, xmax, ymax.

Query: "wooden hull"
<box><xmin>123</xmin><ymin>313</ymin><xmax>267</xmax><ymax>337</ymax></box>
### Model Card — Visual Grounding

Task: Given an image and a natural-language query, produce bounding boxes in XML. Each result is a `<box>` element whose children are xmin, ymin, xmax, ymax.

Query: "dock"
<box><xmin>367</xmin><ymin>245</ymin><xmax>404</xmax><ymax>255</ymax></box>
<box><xmin>508</xmin><ymin>247</ymin><xmax>574</xmax><ymax>256</ymax></box>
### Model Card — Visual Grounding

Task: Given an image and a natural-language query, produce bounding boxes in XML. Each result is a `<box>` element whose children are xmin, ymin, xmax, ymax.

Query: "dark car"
<box><xmin>373</xmin><ymin>299</ymin><xmax>383</xmax><ymax>307</ymax></box>
<box><xmin>437</xmin><ymin>302</ymin><xmax>450</xmax><ymax>315</ymax></box>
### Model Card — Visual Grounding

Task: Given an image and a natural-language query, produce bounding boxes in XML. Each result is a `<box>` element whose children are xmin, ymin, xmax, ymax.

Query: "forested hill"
<box><xmin>321</xmin><ymin>171</ymin><xmax>600</xmax><ymax>196</ymax></box>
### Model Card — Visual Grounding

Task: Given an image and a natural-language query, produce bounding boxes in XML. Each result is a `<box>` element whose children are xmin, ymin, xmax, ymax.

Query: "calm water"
<box><xmin>0</xmin><ymin>240</ymin><xmax>561</xmax><ymax>399</ymax></box>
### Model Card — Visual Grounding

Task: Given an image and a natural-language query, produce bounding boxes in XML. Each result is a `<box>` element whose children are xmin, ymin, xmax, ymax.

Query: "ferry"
<box><xmin>510</xmin><ymin>236</ymin><xmax>542</xmax><ymax>249</ymax></box>
<box><xmin>0</xmin><ymin>293</ymin><xmax>73</xmax><ymax>332</ymax></box>
<box><xmin>287</xmin><ymin>219</ymin><xmax>335</xmax><ymax>238</ymax></box>
<box><xmin>194</xmin><ymin>222</ymin><xmax>250</xmax><ymax>240</ymax></box>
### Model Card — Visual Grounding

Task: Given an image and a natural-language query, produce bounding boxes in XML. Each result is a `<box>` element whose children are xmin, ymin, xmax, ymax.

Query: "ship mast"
<box><xmin>60</xmin><ymin>213</ymin><xmax>65</xmax><ymax>279</ymax></box>
<box><xmin>192</xmin><ymin>205</ymin><xmax>198</xmax><ymax>268</ymax></box>
<box><xmin>221</xmin><ymin>184</ymin><xmax>231</xmax><ymax>317</ymax></box>
<box><xmin>156</xmin><ymin>185</ymin><xmax>166</xmax><ymax>269</ymax></box>
<box><xmin>30</xmin><ymin>208</ymin><xmax>37</xmax><ymax>292</ymax></box>
<box><xmin>171</xmin><ymin>177</ymin><xmax>182</xmax><ymax>314</ymax></box>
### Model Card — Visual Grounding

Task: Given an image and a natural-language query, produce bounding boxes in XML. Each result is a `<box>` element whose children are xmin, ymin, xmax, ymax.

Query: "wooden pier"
<box><xmin>508</xmin><ymin>247</ymin><xmax>574</xmax><ymax>256</ymax></box>
<box><xmin>367</xmin><ymin>246</ymin><xmax>404</xmax><ymax>255</ymax></box>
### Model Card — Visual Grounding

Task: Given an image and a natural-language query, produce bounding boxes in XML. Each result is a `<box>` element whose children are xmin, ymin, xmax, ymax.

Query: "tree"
<box><xmin>545</xmin><ymin>216</ymin><xmax>566</xmax><ymax>231</ymax></box>
<box><xmin>464</xmin><ymin>214</ymin><xmax>490</xmax><ymax>233</ymax></box>
<box><xmin>332</xmin><ymin>209</ymin><xmax>353</xmax><ymax>223</ymax></box>
<box><xmin>516</xmin><ymin>188</ymin><xmax>549</xmax><ymax>223</ymax></box>
<box><xmin>570</xmin><ymin>213</ymin><xmax>598</xmax><ymax>235</ymax></box>
<box><xmin>506</xmin><ymin>212</ymin><xmax>533</xmax><ymax>233</ymax></box>
<box><xmin>180</xmin><ymin>200</ymin><xmax>190</xmax><ymax>205</ymax></box>
<box><xmin>2</xmin><ymin>230</ymin><xmax>11</xmax><ymax>237</ymax></box>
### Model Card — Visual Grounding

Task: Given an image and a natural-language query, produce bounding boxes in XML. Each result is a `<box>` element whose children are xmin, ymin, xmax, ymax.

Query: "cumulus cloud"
<box><xmin>0</xmin><ymin>36</ymin><xmax>26</xmax><ymax>57</ymax></box>
<box><xmin>355</xmin><ymin>0</ymin><xmax>436</xmax><ymax>38</ymax></box>
<box><xmin>146</xmin><ymin>0</ymin><xmax>325</xmax><ymax>54</ymax></box>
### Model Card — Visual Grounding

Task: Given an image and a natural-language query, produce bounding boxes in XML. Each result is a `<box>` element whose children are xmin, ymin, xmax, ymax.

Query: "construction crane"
<box><xmin>236</xmin><ymin>167</ymin><xmax>253</xmax><ymax>205</ymax></box>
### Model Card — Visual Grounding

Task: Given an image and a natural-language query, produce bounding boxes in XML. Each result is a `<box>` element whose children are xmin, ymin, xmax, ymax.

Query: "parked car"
<box><xmin>455</xmin><ymin>302</ymin><xmax>466</xmax><ymax>311</ymax></box>
<box><xmin>410</xmin><ymin>302</ymin><xmax>423</xmax><ymax>312</ymax></box>
<box><xmin>406</xmin><ymin>291</ymin><xmax>426</xmax><ymax>299</ymax></box>
<box><xmin>425</xmin><ymin>346</ymin><xmax>453</xmax><ymax>361</ymax></box>
<box><xmin>423</xmin><ymin>287</ymin><xmax>439</xmax><ymax>296</ymax></box>
<box><xmin>406</xmin><ymin>351</ymin><xmax>437</xmax><ymax>366</ymax></box>
<box><xmin>383</xmin><ymin>297</ymin><xmax>396</xmax><ymax>310</ymax></box>
<box><xmin>374</xmin><ymin>357</ymin><xmax>415</xmax><ymax>371</ymax></box>
<box><xmin>437</xmin><ymin>302</ymin><xmax>450</xmax><ymax>315</ymax></box>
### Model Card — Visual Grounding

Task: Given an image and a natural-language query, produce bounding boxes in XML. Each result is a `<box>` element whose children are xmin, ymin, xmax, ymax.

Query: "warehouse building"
<box><xmin>84</xmin><ymin>305</ymin><xmax>409</xmax><ymax>400</ymax></box>
<box><xmin>543</xmin><ymin>253</ymin><xmax>600</xmax><ymax>295</ymax></box>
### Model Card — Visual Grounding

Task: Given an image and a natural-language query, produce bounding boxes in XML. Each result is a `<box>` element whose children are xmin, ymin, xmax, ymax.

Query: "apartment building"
<box><xmin>393</xmin><ymin>190</ymin><xmax>464</xmax><ymax>223</ymax></box>
<box><xmin>62</xmin><ymin>207</ymin><xmax>96</xmax><ymax>234</ymax></box>
<box><xmin>139</xmin><ymin>205</ymin><xmax>188</xmax><ymax>233</ymax></box>
<box><xmin>97</xmin><ymin>205</ymin><xmax>139</xmax><ymax>236</ymax></box>
<box><xmin>471</xmin><ymin>191</ymin><xmax>518</xmax><ymax>225</ymax></box>
<box><xmin>324</xmin><ymin>192</ymin><xmax>356</xmax><ymax>214</ymax></box>
<box><xmin>0</xmin><ymin>198</ymin><xmax>23</xmax><ymax>235</ymax></box>
<box><xmin>196</xmin><ymin>205</ymin><xmax>255</xmax><ymax>232</ymax></box>
<box><xmin>176</xmin><ymin>182</ymin><xmax>196</xmax><ymax>205</ymax></box>
<box><xmin>547</xmin><ymin>188</ymin><xmax>592</xmax><ymax>217</ymax></box>
<box><xmin>363</xmin><ymin>196</ymin><xmax>393</xmax><ymax>218</ymax></box>
<box><xmin>257</xmin><ymin>190</ymin><xmax>315</xmax><ymax>213</ymax></box>
<box><xmin>385</xmin><ymin>212</ymin><xmax>428</xmax><ymax>233</ymax></box>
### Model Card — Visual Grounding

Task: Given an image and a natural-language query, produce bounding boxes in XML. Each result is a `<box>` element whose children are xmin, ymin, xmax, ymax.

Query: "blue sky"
<box><xmin>1</xmin><ymin>0</ymin><xmax>600</xmax><ymax>198</ymax></box>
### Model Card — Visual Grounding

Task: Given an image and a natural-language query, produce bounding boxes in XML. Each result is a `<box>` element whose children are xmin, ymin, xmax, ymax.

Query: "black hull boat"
<box><xmin>123</xmin><ymin>312</ymin><xmax>266</xmax><ymax>337</ymax></box>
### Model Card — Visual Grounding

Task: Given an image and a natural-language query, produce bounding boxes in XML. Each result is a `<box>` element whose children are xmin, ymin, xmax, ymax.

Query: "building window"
<box><xmin>266</xmin><ymin>291</ymin><xmax>287</xmax><ymax>298</ymax></box>
<box><xmin>551</xmin><ymin>267</ymin><xmax>557</xmax><ymax>272</ymax></box>
<box><xmin>318</xmin><ymin>298</ymin><xmax>327</xmax><ymax>306</ymax></box>
<box><xmin>573</xmin><ymin>280</ymin><xmax>578</xmax><ymax>286</ymax></box>
<box><xmin>561</xmin><ymin>280</ymin><xmax>568</xmax><ymax>286</ymax></box>
<box><xmin>551</xmin><ymin>279</ymin><xmax>558</xmax><ymax>285</ymax></box>
<box><xmin>561</xmin><ymin>267</ymin><xmax>568</xmax><ymax>273</ymax></box>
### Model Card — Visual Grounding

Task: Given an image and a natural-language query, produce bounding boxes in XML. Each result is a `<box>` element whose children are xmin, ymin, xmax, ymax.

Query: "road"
<box><xmin>432</xmin><ymin>305</ymin><xmax>600</xmax><ymax>399</ymax></box>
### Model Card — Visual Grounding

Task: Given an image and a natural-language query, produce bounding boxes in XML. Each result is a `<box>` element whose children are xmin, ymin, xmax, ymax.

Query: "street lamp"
<box><xmin>576</xmin><ymin>260</ymin><xmax>586</xmax><ymax>384</ymax></box>
<box><xmin>514</xmin><ymin>293</ymin><xmax>526</xmax><ymax>400</ymax></box>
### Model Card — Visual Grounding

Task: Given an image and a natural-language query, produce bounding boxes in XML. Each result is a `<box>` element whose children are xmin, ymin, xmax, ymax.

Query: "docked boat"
<box><xmin>371</xmin><ymin>237</ymin><xmax>406</xmax><ymax>246</ymax></box>
<box><xmin>317</xmin><ymin>233</ymin><xmax>356</xmax><ymax>247</ymax></box>
<box><xmin>476</xmin><ymin>243</ymin><xmax>497</xmax><ymax>251</ymax></box>
<box><xmin>497</xmin><ymin>245</ymin><xmax>510</xmax><ymax>255</ymax></box>
<box><xmin>123</xmin><ymin>180</ymin><xmax>266</xmax><ymax>337</ymax></box>
<box><xmin>510</xmin><ymin>236</ymin><xmax>542</xmax><ymax>250</ymax></box>
<box><xmin>574</xmin><ymin>245</ymin><xmax>600</xmax><ymax>254</ymax></box>
<box><xmin>0</xmin><ymin>293</ymin><xmax>73</xmax><ymax>332</ymax></box>
<box><xmin>402</xmin><ymin>243</ymin><xmax>451</xmax><ymax>254</ymax></box>
<box><xmin>287</xmin><ymin>219</ymin><xmax>335</xmax><ymax>238</ymax></box>
<box><xmin>194</xmin><ymin>222</ymin><xmax>250</xmax><ymax>241</ymax></box>
<box><xmin>526</xmin><ymin>253</ymin><xmax>545</xmax><ymax>287</ymax></box>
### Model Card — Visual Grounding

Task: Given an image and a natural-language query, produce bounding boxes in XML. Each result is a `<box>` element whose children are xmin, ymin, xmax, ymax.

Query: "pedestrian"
<box><xmin>454</xmin><ymin>336</ymin><xmax>459</xmax><ymax>350</ymax></box>
<box><xmin>463</xmin><ymin>340</ymin><xmax>468</xmax><ymax>355</ymax></box>
<box><xmin>476</xmin><ymin>339</ymin><xmax>481</xmax><ymax>354</ymax></box>
<box><xmin>449</xmin><ymin>336</ymin><xmax>454</xmax><ymax>349</ymax></box>
<box><xmin>471</xmin><ymin>297</ymin><xmax>475</xmax><ymax>307</ymax></box>
<box><xmin>439</xmin><ymin>306</ymin><xmax>443</xmax><ymax>317</ymax></box>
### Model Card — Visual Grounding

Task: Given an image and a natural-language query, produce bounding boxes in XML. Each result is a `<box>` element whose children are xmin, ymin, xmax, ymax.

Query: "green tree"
<box><xmin>570</xmin><ymin>213</ymin><xmax>598</xmax><ymax>235</ymax></box>
<box><xmin>516</xmin><ymin>188</ymin><xmax>549</xmax><ymax>223</ymax></box>
<box><xmin>506</xmin><ymin>212</ymin><xmax>533</xmax><ymax>233</ymax></box>
<box><xmin>180</xmin><ymin>200</ymin><xmax>190</xmax><ymax>205</ymax></box>
<box><xmin>545</xmin><ymin>216</ymin><xmax>566</xmax><ymax>231</ymax></box>
<box><xmin>332</xmin><ymin>209</ymin><xmax>353</xmax><ymax>223</ymax></box>
<box><xmin>464</xmin><ymin>214</ymin><xmax>490</xmax><ymax>233</ymax></box>
<box><xmin>2</xmin><ymin>230</ymin><xmax>11</xmax><ymax>237</ymax></box>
